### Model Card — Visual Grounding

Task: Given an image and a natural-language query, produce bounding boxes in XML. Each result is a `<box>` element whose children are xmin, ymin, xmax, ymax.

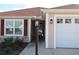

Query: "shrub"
<box><xmin>15</xmin><ymin>37</ymin><xmax>24</xmax><ymax>48</ymax></box>
<box><xmin>1</xmin><ymin>37</ymin><xmax>13</xmax><ymax>53</ymax></box>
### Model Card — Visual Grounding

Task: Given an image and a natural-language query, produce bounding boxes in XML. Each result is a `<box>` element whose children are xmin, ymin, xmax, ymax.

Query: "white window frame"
<box><xmin>4</xmin><ymin>19</ymin><xmax>24</xmax><ymax>36</ymax></box>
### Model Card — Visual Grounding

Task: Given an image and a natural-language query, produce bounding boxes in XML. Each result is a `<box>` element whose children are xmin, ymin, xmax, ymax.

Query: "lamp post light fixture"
<box><xmin>35</xmin><ymin>19</ymin><xmax>39</xmax><ymax>55</ymax></box>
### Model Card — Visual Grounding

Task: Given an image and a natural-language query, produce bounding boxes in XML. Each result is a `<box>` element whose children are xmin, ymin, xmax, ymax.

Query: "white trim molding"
<box><xmin>45</xmin><ymin>13</ymin><xmax>49</xmax><ymax>48</ymax></box>
<box><xmin>53</xmin><ymin>16</ymin><xmax>56</xmax><ymax>48</ymax></box>
<box><xmin>28</xmin><ymin>18</ymin><xmax>31</xmax><ymax>42</ymax></box>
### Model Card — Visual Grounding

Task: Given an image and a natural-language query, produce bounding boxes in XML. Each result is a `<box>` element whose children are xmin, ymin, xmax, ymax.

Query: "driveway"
<box><xmin>20</xmin><ymin>41</ymin><xmax>79</xmax><ymax>55</ymax></box>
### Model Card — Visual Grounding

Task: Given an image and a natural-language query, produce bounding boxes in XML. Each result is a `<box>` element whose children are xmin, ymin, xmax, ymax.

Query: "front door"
<box><xmin>31</xmin><ymin>20</ymin><xmax>45</xmax><ymax>42</ymax></box>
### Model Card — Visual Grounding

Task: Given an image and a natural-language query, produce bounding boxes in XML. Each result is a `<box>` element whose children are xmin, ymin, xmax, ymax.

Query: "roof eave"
<box><xmin>41</xmin><ymin>9</ymin><xmax>79</xmax><ymax>14</ymax></box>
<box><xmin>0</xmin><ymin>16</ymin><xmax>41</xmax><ymax>19</ymax></box>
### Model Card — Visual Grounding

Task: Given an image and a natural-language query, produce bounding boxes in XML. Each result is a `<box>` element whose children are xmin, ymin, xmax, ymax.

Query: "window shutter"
<box><xmin>1</xmin><ymin>19</ymin><xmax>4</xmax><ymax>36</ymax></box>
<box><xmin>24</xmin><ymin>19</ymin><xmax>27</xmax><ymax>36</ymax></box>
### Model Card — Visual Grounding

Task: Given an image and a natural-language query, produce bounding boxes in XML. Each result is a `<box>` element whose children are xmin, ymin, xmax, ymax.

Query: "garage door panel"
<box><xmin>56</xmin><ymin>20</ymin><xmax>79</xmax><ymax>48</ymax></box>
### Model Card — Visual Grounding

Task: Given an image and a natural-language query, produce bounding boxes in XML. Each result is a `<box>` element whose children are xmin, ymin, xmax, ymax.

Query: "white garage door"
<box><xmin>56</xmin><ymin>17</ymin><xmax>79</xmax><ymax>48</ymax></box>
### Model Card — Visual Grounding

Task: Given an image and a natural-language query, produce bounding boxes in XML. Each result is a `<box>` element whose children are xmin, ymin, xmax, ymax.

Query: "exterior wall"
<box><xmin>42</xmin><ymin>9</ymin><xmax>79</xmax><ymax>14</ymax></box>
<box><xmin>0</xmin><ymin>16</ymin><xmax>41</xmax><ymax>43</ymax></box>
<box><xmin>48</xmin><ymin>14</ymin><xmax>54</xmax><ymax>48</ymax></box>
<box><xmin>45</xmin><ymin>13</ymin><xmax>54</xmax><ymax>48</ymax></box>
<box><xmin>46</xmin><ymin>12</ymin><xmax>79</xmax><ymax>48</ymax></box>
<box><xmin>0</xmin><ymin>18</ymin><xmax>30</xmax><ymax>43</ymax></box>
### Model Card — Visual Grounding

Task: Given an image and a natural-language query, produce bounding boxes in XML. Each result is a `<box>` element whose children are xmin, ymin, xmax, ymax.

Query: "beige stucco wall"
<box><xmin>42</xmin><ymin>9</ymin><xmax>79</xmax><ymax>14</ymax></box>
<box><xmin>46</xmin><ymin>13</ymin><xmax>55</xmax><ymax>48</ymax></box>
<box><xmin>46</xmin><ymin>11</ymin><xmax>79</xmax><ymax>48</ymax></box>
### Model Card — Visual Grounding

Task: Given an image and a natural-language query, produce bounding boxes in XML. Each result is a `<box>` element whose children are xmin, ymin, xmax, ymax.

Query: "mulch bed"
<box><xmin>0</xmin><ymin>43</ymin><xmax>28</xmax><ymax>55</ymax></box>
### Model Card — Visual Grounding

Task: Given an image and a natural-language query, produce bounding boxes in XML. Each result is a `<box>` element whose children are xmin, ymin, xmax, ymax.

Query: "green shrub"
<box><xmin>1</xmin><ymin>37</ymin><xmax>13</xmax><ymax>53</ymax></box>
<box><xmin>15</xmin><ymin>37</ymin><xmax>24</xmax><ymax>48</ymax></box>
<box><xmin>15</xmin><ymin>37</ymin><xmax>23</xmax><ymax>44</ymax></box>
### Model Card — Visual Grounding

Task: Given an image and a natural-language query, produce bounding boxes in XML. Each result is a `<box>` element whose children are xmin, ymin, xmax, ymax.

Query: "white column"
<box><xmin>45</xmin><ymin>13</ymin><xmax>49</xmax><ymax>48</ymax></box>
<box><xmin>28</xmin><ymin>18</ymin><xmax>31</xmax><ymax>42</ymax></box>
<box><xmin>54</xmin><ymin>16</ymin><xmax>56</xmax><ymax>48</ymax></box>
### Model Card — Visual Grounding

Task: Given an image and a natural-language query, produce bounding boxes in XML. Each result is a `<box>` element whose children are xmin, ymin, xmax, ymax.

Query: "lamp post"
<box><xmin>35</xmin><ymin>19</ymin><xmax>39</xmax><ymax>55</ymax></box>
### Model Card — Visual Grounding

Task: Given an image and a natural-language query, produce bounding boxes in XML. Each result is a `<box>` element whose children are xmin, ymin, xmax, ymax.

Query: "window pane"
<box><xmin>15</xmin><ymin>21</ymin><xmax>23</xmax><ymax>28</ymax></box>
<box><xmin>57</xmin><ymin>19</ymin><xmax>63</xmax><ymax>23</ymax></box>
<box><xmin>15</xmin><ymin>28</ymin><xmax>22</xmax><ymax>34</ymax></box>
<box><xmin>65</xmin><ymin>19</ymin><xmax>71</xmax><ymax>23</ymax></box>
<box><xmin>6</xmin><ymin>28</ymin><xmax>13</xmax><ymax>34</ymax></box>
<box><xmin>6</xmin><ymin>21</ymin><xmax>13</xmax><ymax>28</ymax></box>
<box><xmin>75</xmin><ymin>19</ymin><xmax>79</xmax><ymax>23</ymax></box>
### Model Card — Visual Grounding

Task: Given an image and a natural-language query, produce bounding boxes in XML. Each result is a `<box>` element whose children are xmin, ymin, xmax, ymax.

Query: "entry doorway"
<box><xmin>31</xmin><ymin>20</ymin><xmax>45</xmax><ymax>42</ymax></box>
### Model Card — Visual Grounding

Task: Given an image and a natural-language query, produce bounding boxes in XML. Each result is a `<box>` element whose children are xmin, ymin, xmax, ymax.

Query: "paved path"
<box><xmin>20</xmin><ymin>41</ymin><xmax>79</xmax><ymax>55</ymax></box>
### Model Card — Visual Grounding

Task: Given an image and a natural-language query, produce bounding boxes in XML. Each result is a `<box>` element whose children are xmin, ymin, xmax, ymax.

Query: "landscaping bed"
<box><xmin>0</xmin><ymin>37</ymin><xmax>28</xmax><ymax>55</ymax></box>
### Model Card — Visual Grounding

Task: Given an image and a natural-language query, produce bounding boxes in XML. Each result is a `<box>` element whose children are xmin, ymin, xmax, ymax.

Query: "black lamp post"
<box><xmin>35</xmin><ymin>19</ymin><xmax>39</xmax><ymax>55</ymax></box>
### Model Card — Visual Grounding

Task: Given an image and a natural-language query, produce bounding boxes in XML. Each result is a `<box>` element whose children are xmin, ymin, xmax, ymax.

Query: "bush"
<box><xmin>1</xmin><ymin>37</ymin><xmax>13</xmax><ymax>53</ymax></box>
<box><xmin>15</xmin><ymin>37</ymin><xmax>24</xmax><ymax>48</ymax></box>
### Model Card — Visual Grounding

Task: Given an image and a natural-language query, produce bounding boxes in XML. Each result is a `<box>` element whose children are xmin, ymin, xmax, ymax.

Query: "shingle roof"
<box><xmin>52</xmin><ymin>4</ymin><xmax>79</xmax><ymax>9</ymax></box>
<box><xmin>0</xmin><ymin>7</ymin><xmax>47</xmax><ymax>16</ymax></box>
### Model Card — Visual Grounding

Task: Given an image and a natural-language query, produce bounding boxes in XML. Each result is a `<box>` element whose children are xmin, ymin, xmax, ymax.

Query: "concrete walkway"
<box><xmin>20</xmin><ymin>41</ymin><xmax>79</xmax><ymax>55</ymax></box>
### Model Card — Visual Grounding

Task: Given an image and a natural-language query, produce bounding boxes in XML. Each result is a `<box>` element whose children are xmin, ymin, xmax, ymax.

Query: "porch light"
<box><xmin>35</xmin><ymin>19</ymin><xmax>39</xmax><ymax>55</ymax></box>
<box><xmin>50</xmin><ymin>19</ymin><xmax>53</xmax><ymax>24</ymax></box>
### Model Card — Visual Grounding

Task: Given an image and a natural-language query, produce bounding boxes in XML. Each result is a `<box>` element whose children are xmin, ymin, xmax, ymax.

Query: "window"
<box><xmin>57</xmin><ymin>19</ymin><xmax>63</xmax><ymax>23</ymax></box>
<box><xmin>6</xmin><ymin>28</ymin><xmax>13</xmax><ymax>34</ymax></box>
<box><xmin>15</xmin><ymin>21</ymin><xmax>23</xmax><ymax>35</ymax></box>
<box><xmin>75</xmin><ymin>19</ymin><xmax>79</xmax><ymax>23</ymax></box>
<box><xmin>5</xmin><ymin>19</ymin><xmax>24</xmax><ymax>36</ymax></box>
<box><xmin>6</xmin><ymin>20</ymin><xmax>13</xmax><ymax>34</ymax></box>
<box><xmin>65</xmin><ymin>19</ymin><xmax>71</xmax><ymax>23</ymax></box>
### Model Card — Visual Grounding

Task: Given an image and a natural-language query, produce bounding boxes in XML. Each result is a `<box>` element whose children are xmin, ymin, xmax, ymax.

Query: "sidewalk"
<box><xmin>20</xmin><ymin>41</ymin><xmax>79</xmax><ymax>55</ymax></box>
<box><xmin>20</xmin><ymin>41</ymin><xmax>52</xmax><ymax>55</ymax></box>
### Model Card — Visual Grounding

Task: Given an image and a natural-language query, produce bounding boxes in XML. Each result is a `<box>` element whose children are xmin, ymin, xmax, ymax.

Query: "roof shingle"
<box><xmin>0</xmin><ymin>7</ymin><xmax>47</xmax><ymax>16</ymax></box>
<box><xmin>52</xmin><ymin>4</ymin><xmax>79</xmax><ymax>9</ymax></box>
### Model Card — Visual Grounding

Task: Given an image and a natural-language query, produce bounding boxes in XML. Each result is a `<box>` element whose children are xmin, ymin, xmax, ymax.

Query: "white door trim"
<box><xmin>45</xmin><ymin>13</ymin><xmax>49</xmax><ymax>48</ymax></box>
<box><xmin>28</xmin><ymin>18</ymin><xmax>31</xmax><ymax>42</ymax></box>
<box><xmin>54</xmin><ymin>16</ymin><xmax>56</xmax><ymax>48</ymax></box>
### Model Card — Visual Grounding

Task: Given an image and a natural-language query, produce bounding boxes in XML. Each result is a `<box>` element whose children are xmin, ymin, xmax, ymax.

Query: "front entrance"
<box><xmin>31</xmin><ymin>20</ymin><xmax>45</xmax><ymax>42</ymax></box>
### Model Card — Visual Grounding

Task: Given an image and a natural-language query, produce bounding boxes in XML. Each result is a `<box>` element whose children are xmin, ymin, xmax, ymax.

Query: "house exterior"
<box><xmin>1</xmin><ymin>4</ymin><xmax>79</xmax><ymax>49</ymax></box>
<box><xmin>42</xmin><ymin>4</ymin><xmax>79</xmax><ymax>48</ymax></box>
<box><xmin>0</xmin><ymin>7</ymin><xmax>46</xmax><ymax>42</ymax></box>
